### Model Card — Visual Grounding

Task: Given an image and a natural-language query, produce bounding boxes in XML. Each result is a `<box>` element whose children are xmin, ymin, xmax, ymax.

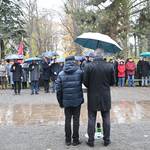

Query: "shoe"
<box><xmin>31</xmin><ymin>92</ymin><xmax>34</xmax><ymax>95</ymax></box>
<box><xmin>86</xmin><ymin>141</ymin><xmax>94</xmax><ymax>147</ymax></box>
<box><xmin>104</xmin><ymin>141</ymin><xmax>111</xmax><ymax>146</ymax></box>
<box><xmin>65</xmin><ymin>142</ymin><xmax>71</xmax><ymax>146</ymax></box>
<box><xmin>72</xmin><ymin>141</ymin><xmax>82</xmax><ymax>146</ymax></box>
<box><xmin>35</xmin><ymin>92</ymin><xmax>39</xmax><ymax>95</ymax></box>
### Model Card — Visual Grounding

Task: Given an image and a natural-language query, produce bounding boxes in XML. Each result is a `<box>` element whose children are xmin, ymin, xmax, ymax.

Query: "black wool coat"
<box><xmin>83</xmin><ymin>57</ymin><xmax>115</xmax><ymax>111</ymax></box>
<box><xmin>42</xmin><ymin>61</ymin><xmax>50</xmax><ymax>80</ymax></box>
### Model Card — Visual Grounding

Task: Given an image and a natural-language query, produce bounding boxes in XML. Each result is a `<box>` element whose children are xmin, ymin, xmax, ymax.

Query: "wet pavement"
<box><xmin>0</xmin><ymin>87</ymin><xmax>150</xmax><ymax>150</ymax></box>
<box><xmin>0</xmin><ymin>101</ymin><xmax>150</xmax><ymax>126</ymax></box>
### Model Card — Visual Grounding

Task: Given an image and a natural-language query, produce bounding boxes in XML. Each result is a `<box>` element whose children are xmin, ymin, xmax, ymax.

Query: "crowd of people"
<box><xmin>110</xmin><ymin>57</ymin><xmax>150</xmax><ymax>87</ymax></box>
<box><xmin>0</xmin><ymin>54</ymin><xmax>150</xmax><ymax>94</ymax></box>
<box><xmin>0</xmin><ymin>50</ymin><xmax>150</xmax><ymax>147</ymax></box>
<box><xmin>0</xmin><ymin>57</ymin><xmax>63</xmax><ymax>94</ymax></box>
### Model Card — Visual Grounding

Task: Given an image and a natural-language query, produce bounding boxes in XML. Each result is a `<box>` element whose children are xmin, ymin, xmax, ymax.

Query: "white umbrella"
<box><xmin>5</xmin><ymin>54</ymin><xmax>23</xmax><ymax>60</ymax></box>
<box><xmin>74</xmin><ymin>32</ymin><xmax>122</xmax><ymax>53</ymax></box>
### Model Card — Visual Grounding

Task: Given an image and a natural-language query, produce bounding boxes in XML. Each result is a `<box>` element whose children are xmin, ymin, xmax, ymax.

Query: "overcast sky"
<box><xmin>37</xmin><ymin>0</ymin><xmax>65</xmax><ymax>12</ymax></box>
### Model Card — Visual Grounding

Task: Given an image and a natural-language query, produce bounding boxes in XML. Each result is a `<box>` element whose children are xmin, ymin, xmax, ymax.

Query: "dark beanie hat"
<box><xmin>65</xmin><ymin>56</ymin><xmax>75</xmax><ymax>62</ymax></box>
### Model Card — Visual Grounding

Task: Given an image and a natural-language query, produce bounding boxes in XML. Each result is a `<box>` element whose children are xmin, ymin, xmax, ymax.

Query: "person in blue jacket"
<box><xmin>56</xmin><ymin>56</ymin><xmax>84</xmax><ymax>146</ymax></box>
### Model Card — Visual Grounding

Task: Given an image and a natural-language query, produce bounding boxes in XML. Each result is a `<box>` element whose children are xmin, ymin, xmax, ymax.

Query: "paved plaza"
<box><xmin>0</xmin><ymin>87</ymin><xmax>150</xmax><ymax>150</ymax></box>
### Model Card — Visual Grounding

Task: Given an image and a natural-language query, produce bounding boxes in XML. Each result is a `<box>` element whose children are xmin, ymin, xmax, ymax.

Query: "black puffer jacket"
<box><xmin>56</xmin><ymin>61</ymin><xmax>84</xmax><ymax>108</ymax></box>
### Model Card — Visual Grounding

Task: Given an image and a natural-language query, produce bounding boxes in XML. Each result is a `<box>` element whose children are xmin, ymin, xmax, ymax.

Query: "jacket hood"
<box><xmin>63</xmin><ymin>61</ymin><xmax>78</xmax><ymax>74</ymax></box>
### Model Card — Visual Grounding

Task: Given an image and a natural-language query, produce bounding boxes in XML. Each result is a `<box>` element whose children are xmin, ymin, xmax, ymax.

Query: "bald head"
<box><xmin>94</xmin><ymin>48</ymin><xmax>104</xmax><ymax>57</ymax></box>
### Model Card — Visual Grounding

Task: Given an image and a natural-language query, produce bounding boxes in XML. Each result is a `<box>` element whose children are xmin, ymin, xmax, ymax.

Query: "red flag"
<box><xmin>18</xmin><ymin>41</ymin><xmax>24</xmax><ymax>64</ymax></box>
<box><xmin>18</xmin><ymin>41</ymin><xmax>24</xmax><ymax>55</ymax></box>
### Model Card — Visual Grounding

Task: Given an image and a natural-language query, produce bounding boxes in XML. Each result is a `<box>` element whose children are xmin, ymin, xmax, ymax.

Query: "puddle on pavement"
<box><xmin>0</xmin><ymin>101</ymin><xmax>149</xmax><ymax>126</ymax></box>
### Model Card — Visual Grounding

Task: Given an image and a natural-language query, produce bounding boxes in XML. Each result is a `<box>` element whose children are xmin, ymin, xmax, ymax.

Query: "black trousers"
<box><xmin>64</xmin><ymin>105</ymin><xmax>81</xmax><ymax>143</ymax></box>
<box><xmin>22</xmin><ymin>82</ymin><xmax>27</xmax><ymax>89</ymax></box>
<box><xmin>44</xmin><ymin>80</ymin><xmax>49</xmax><ymax>92</ymax></box>
<box><xmin>88</xmin><ymin>110</ymin><xmax>110</xmax><ymax>143</ymax></box>
<box><xmin>14</xmin><ymin>81</ymin><xmax>21</xmax><ymax>94</ymax></box>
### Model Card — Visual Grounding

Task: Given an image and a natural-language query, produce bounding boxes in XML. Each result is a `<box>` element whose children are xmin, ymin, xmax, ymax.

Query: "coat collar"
<box><xmin>93</xmin><ymin>56</ymin><xmax>104</xmax><ymax>62</ymax></box>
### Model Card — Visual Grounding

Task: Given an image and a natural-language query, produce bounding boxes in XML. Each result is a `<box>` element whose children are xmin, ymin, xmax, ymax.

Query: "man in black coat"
<box><xmin>83</xmin><ymin>49</ymin><xmax>115</xmax><ymax>147</ymax></box>
<box><xmin>50</xmin><ymin>57</ymin><xmax>62</xmax><ymax>93</ymax></box>
<box><xmin>56</xmin><ymin>56</ymin><xmax>84</xmax><ymax>146</ymax></box>
<box><xmin>42</xmin><ymin>57</ymin><xmax>50</xmax><ymax>93</ymax></box>
<box><xmin>137</xmin><ymin>58</ymin><xmax>143</xmax><ymax>86</ymax></box>
<box><xmin>10</xmin><ymin>59</ymin><xmax>22</xmax><ymax>95</ymax></box>
<box><xmin>140</xmin><ymin>58</ymin><xmax>150</xmax><ymax>86</ymax></box>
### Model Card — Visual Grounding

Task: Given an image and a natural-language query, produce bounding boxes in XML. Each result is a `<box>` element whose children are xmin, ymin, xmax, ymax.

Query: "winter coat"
<box><xmin>83</xmin><ymin>57</ymin><xmax>115</xmax><ymax>111</ymax></box>
<box><xmin>6</xmin><ymin>63</ymin><xmax>12</xmax><ymax>76</ymax></box>
<box><xmin>50</xmin><ymin>63</ymin><xmax>63</xmax><ymax>81</ymax></box>
<box><xmin>10</xmin><ymin>63</ymin><xmax>22</xmax><ymax>82</ymax></box>
<box><xmin>137</xmin><ymin>60</ymin><xmax>142</xmax><ymax>78</ymax></box>
<box><xmin>0</xmin><ymin>64</ymin><xmax>7</xmax><ymax>77</ymax></box>
<box><xmin>29</xmin><ymin>63</ymin><xmax>40</xmax><ymax>81</ymax></box>
<box><xmin>56</xmin><ymin>61</ymin><xmax>84</xmax><ymax>108</ymax></box>
<box><xmin>125</xmin><ymin>61</ymin><xmax>136</xmax><ymax>76</ymax></box>
<box><xmin>81</xmin><ymin>60</ymin><xmax>92</xmax><ymax>70</ymax></box>
<box><xmin>137</xmin><ymin>60</ymin><xmax>150</xmax><ymax>77</ymax></box>
<box><xmin>118</xmin><ymin>64</ymin><xmax>126</xmax><ymax>78</ymax></box>
<box><xmin>22</xmin><ymin>68</ymin><xmax>28</xmax><ymax>82</ymax></box>
<box><xmin>42</xmin><ymin>61</ymin><xmax>50</xmax><ymax>80</ymax></box>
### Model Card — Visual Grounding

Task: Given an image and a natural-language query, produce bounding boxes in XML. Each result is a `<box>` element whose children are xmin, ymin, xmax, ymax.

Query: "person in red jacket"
<box><xmin>125</xmin><ymin>58</ymin><xmax>136</xmax><ymax>87</ymax></box>
<box><xmin>118</xmin><ymin>60</ymin><xmax>126</xmax><ymax>87</ymax></box>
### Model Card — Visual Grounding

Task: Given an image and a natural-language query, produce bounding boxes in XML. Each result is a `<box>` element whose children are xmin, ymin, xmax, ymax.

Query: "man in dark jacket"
<box><xmin>29</xmin><ymin>60</ymin><xmax>40</xmax><ymax>95</ymax></box>
<box><xmin>56</xmin><ymin>56</ymin><xmax>84</xmax><ymax>146</ymax></box>
<box><xmin>141</xmin><ymin>58</ymin><xmax>150</xmax><ymax>86</ymax></box>
<box><xmin>42</xmin><ymin>57</ymin><xmax>50</xmax><ymax>93</ymax></box>
<box><xmin>10</xmin><ymin>59</ymin><xmax>22</xmax><ymax>95</ymax></box>
<box><xmin>137</xmin><ymin>58</ymin><xmax>143</xmax><ymax>86</ymax></box>
<box><xmin>50</xmin><ymin>57</ymin><xmax>62</xmax><ymax>93</ymax></box>
<box><xmin>83</xmin><ymin>49</ymin><xmax>115</xmax><ymax>147</ymax></box>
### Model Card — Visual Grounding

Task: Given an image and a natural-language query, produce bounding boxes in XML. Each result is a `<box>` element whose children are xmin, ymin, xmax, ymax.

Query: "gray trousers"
<box><xmin>87</xmin><ymin>110</ymin><xmax>110</xmax><ymax>143</ymax></box>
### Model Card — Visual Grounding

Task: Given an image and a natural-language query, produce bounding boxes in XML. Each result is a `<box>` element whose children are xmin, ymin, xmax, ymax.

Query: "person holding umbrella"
<box><xmin>29</xmin><ymin>60</ymin><xmax>40</xmax><ymax>95</ymax></box>
<box><xmin>42</xmin><ymin>57</ymin><xmax>51</xmax><ymax>93</ymax></box>
<box><xmin>10</xmin><ymin>59</ymin><xmax>22</xmax><ymax>95</ymax></box>
<box><xmin>81</xmin><ymin>51</ymin><xmax>94</xmax><ymax>70</ymax></box>
<box><xmin>83</xmin><ymin>48</ymin><xmax>115</xmax><ymax>147</ymax></box>
<box><xmin>50</xmin><ymin>57</ymin><xmax>62</xmax><ymax>93</ymax></box>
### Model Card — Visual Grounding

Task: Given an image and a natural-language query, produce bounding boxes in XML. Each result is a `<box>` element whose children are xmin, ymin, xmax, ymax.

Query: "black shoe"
<box><xmin>86</xmin><ymin>141</ymin><xmax>94</xmax><ymax>147</ymax></box>
<box><xmin>104</xmin><ymin>141</ymin><xmax>111</xmax><ymax>146</ymax></box>
<box><xmin>65</xmin><ymin>142</ymin><xmax>71</xmax><ymax>146</ymax></box>
<box><xmin>72</xmin><ymin>141</ymin><xmax>82</xmax><ymax>146</ymax></box>
<box><xmin>31</xmin><ymin>92</ymin><xmax>34</xmax><ymax>95</ymax></box>
<box><xmin>35</xmin><ymin>92</ymin><xmax>39</xmax><ymax>95</ymax></box>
